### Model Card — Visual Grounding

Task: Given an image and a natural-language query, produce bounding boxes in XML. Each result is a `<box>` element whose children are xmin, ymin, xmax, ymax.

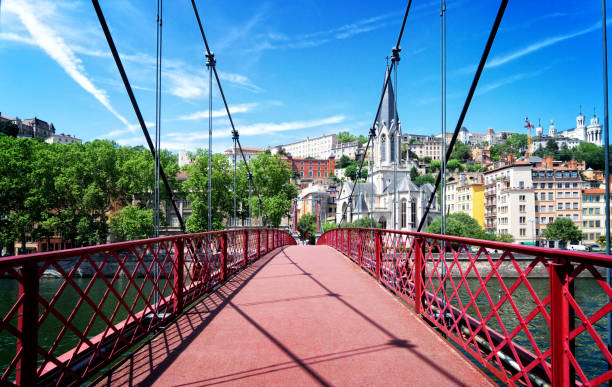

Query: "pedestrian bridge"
<box><xmin>1</xmin><ymin>228</ymin><xmax>611</xmax><ymax>386</ymax></box>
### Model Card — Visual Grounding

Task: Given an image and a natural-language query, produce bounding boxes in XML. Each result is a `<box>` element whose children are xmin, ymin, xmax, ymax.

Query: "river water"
<box><xmin>0</xmin><ymin>277</ymin><xmax>608</xmax><ymax>383</ymax></box>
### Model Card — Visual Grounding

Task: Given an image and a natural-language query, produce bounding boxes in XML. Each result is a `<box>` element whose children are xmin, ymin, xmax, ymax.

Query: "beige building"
<box><xmin>484</xmin><ymin>160</ymin><xmax>536</xmax><ymax>244</ymax></box>
<box><xmin>531</xmin><ymin>157</ymin><xmax>585</xmax><ymax>248</ymax></box>
<box><xmin>446</xmin><ymin>173</ymin><xmax>485</xmax><ymax>228</ymax></box>
<box><xmin>45</xmin><ymin>134</ymin><xmax>81</xmax><ymax>144</ymax></box>
<box><xmin>272</xmin><ymin>134</ymin><xmax>337</xmax><ymax>159</ymax></box>
<box><xmin>407</xmin><ymin>140</ymin><xmax>443</xmax><ymax>161</ymax></box>
<box><xmin>581</xmin><ymin>188</ymin><xmax>606</xmax><ymax>245</ymax></box>
<box><xmin>225</xmin><ymin>146</ymin><xmax>265</xmax><ymax>166</ymax></box>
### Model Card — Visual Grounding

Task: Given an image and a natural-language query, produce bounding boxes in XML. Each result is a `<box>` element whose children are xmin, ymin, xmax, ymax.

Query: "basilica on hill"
<box><xmin>335</xmin><ymin>72</ymin><xmax>440</xmax><ymax>230</ymax></box>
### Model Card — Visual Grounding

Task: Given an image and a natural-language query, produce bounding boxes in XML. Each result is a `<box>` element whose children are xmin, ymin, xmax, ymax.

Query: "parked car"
<box><xmin>567</xmin><ymin>244</ymin><xmax>587</xmax><ymax>251</ymax></box>
<box><xmin>586</xmin><ymin>244</ymin><xmax>601</xmax><ymax>252</ymax></box>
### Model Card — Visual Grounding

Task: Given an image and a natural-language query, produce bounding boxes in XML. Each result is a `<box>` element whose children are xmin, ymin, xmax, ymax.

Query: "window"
<box><xmin>534</xmin><ymin>193</ymin><xmax>538</xmax><ymax>200</ymax></box>
<box><xmin>401</xmin><ymin>200</ymin><xmax>407</xmax><ymax>228</ymax></box>
<box><xmin>519</xmin><ymin>195</ymin><xmax>525</xmax><ymax>201</ymax></box>
<box><xmin>589</xmin><ymin>208</ymin><xmax>594</xmax><ymax>215</ymax></box>
<box><xmin>520</xmin><ymin>228</ymin><xmax>526</xmax><ymax>236</ymax></box>
<box><xmin>541</xmin><ymin>183</ymin><xmax>546</xmax><ymax>189</ymax></box>
<box><xmin>519</xmin><ymin>181</ymin><xmax>524</xmax><ymax>188</ymax></box>
<box><xmin>542</xmin><ymin>217</ymin><xmax>546</xmax><ymax>223</ymax></box>
<box><xmin>556</xmin><ymin>172</ymin><xmax>562</xmax><ymax>178</ymax></box>
<box><xmin>548</xmin><ymin>193</ymin><xmax>554</xmax><ymax>200</ymax></box>
<box><xmin>596</xmin><ymin>220</ymin><xmax>601</xmax><ymax>227</ymax></box>
<box><xmin>558</xmin><ymin>203</ymin><xmax>563</xmax><ymax>210</ymax></box>
<box><xmin>573</xmin><ymin>182</ymin><xmax>578</xmax><ymax>188</ymax></box>
<box><xmin>573</xmin><ymin>214</ymin><xmax>579</xmax><ymax>221</ymax></box>
<box><xmin>596</xmin><ymin>208</ymin><xmax>601</xmax><ymax>214</ymax></box>
<box><xmin>583</xmin><ymin>221</ymin><xmax>588</xmax><ymax>228</ymax></box>
<box><xmin>590</xmin><ymin>220</ymin><xmax>594</xmax><ymax>227</ymax></box>
<box><xmin>557</xmin><ymin>192</ymin><xmax>563</xmax><ymax>198</ymax></box>
<box><xmin>535</xmin><ymin>206</ymin><xmax>539</xmax><ymax>213</ymax></box>
<box><xmin>565</xmin><ymin>203</ymin><xmax>570</xmax><ymax>210</ymax></box>
<box><xmin>549</xmin><ymin>217</ymin><xmax>554</xmax><ymax>223</ymax></box>
<box><xmin>573</xmin><ymin>203</ymin><xmax>578</xmax><ymax>209</ymax></box>
<box><xmin>548</xmin><ymin>205</ymin><xmax>553</xmax><ymax>212</ymax></box>
<box><xmin>519</xmin><ymin>205</ymin><xmax>526</xmax><ymax>213</ymax></box>
<box><xmin>565</xmin><ymin>183</ymin><xmax>570</xmax><ymax>188</ymax></box>
<box><xmin>519</xmin><ymin>216</ymin><xmax>526</xmax><ymax>224</ymax></box>
<box><xmin>571</xmin><ymin>171</ymin><xmax>577</xmax><ymax>178</ymax></box>
<box><xmin>548</xmin><ymin>183</ymin><xmax>553</xmax><ymax>189</ymax></box>
<box><xmin>573</xmin><ymin>192</ymin><xmax>578</xmax><ymax>198</ymax></box>
<box><xmin>557</xmin><ymin>183</ymin><xmax>563</xmax><ymax>188</ymax></box>
<box><xmin>410</xmin><ymin>199</ymin><xmax>417</xmax><ymax>227</ymax></box>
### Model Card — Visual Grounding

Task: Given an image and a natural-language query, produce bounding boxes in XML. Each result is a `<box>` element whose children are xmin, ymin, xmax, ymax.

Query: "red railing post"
<box><xmin>347</xmin><ymin>229</ymin><xmax>352</xmax><ymax>258</ymax></box>
<box><xmin>256</xmin><ymin>229</ymin><xmax>261</xmax><ymax>258</ymax></box>
<box><xmin>414</xmin><ymin>237</ymin><xmax>423</xmax><ymax>315</ymax></box>
<box><xmin>549</xmin><ymin>259</ymin><xmax>571</xmax><ymax>387</ymax></box>
<box><xmin>220</xmin><ymin>233</ymin><xmax>228</xmax><ymax>281</ymax></box>
<box><xmin>358</xmin><ymin>230</ymin><xmax>363</xmax><ymax>266</ymax></box>
<box><xmin>375</xmin><ymin>230</ymin><xmax>382</xmax><ymax>282</ymax></box>
<box><xmin>16</xmin><ymin>260</ymin><xmax>38</xmax><ymax>386</ymax></box>
<box><xmin>243</xmin><ymin>230</ymin><xmax>248</xmax><ymax>266</ymax></box>
<box><xmin>173</xmin><ymin>238</ymin><xmax>184</xmax><ymax>313</ymax></box>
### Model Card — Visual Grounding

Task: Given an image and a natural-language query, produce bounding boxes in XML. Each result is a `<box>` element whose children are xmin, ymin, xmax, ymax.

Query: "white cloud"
<box><xmin>179</xmin><ymin>103</ymin><xmax>258</xmax><ymax>121</ymax></box>
<box><xmin>3</xmin><ymin>0</ymin><xmax>131</xmax><ymax>127</ymax></box>
<box><xmin>457</xmin><ymin>20</ymin><xmax>606</xmax><ymax>75</ymax></box>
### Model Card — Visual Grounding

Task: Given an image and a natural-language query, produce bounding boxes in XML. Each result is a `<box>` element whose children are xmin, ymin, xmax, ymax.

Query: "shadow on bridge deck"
<box><xmin>94</xmin><ymin>246</ymin><xmax>491</xmax><ymax>386</ymax></box>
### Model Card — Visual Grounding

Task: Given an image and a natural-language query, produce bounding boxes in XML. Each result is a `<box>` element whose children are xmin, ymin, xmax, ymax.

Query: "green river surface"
<box><xmin>0</xmin><ymin>276</ymin><xmax>608</xmax><ymax>383</ymax></box>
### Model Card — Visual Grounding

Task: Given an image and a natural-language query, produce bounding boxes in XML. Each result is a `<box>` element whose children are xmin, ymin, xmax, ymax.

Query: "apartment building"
<box><xmin>272</xmin><ymin>134</ymin><xmax>337</xmax><ymax>159</ymax></box>
<box><xmin>224</xmin><ymin>146</ymin><xmax>265</xmax><ymax>166</ymax></box>
<box><xmin>407</xmin><ymin>140</ymin><xmax>443</xmax><ymax>160</ymax></box>
<box><xmin>531</xmin><ymin>158</ymin><xmax>585</xmax><ymax>247</ymax></box>
<box><xmin>581</xmin><ymin>188</ymin><xmax>606</xmax><ymax>244</ymax></box>
<box><xmin>484</xmin><ymin>160</ymin><xmax>536</xmax><ymax>244</ymax></box>
<box><xmin>446</xmin><ymin>173</ymin><xmax>485</xmax><ymax>228</ymax></box>
<box><xmin>283</xmin><ymin>156</ymin><xmax>335</xmax><ymax>180</ymax></box>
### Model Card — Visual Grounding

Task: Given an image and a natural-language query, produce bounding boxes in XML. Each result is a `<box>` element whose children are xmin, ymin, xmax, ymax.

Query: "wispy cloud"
<box><xmin>165</xmin><ymin>115</ymin><xmax>345</xmax><ymax>142</ymax></box>
<box><xmin>249</xmin><ymin>12</ymin><xmax>400</xmax><ymax>51</ymax></box>
<box><xmin>179</xmin><ymin>103</ymin><xmax>258</xmax><ymax>121</ymax></box>
<box><xmin>476</xmin><ymin>68</ymin><xmax>548</xmax><ymax>96</ymax></box>
<box><xmin>3</xmin><ymin>0</ymin><xmax>131</xmax><ymax>127</ymax></box>
<box><xmin>457</xmin><ymin>20</ymin><xmax>604</xmax><ymax>75</ymax></box>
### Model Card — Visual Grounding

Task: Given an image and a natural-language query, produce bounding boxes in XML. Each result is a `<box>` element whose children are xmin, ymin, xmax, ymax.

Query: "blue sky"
<box><xmin>0</xmin><ymin>1</ymin><xmax>609</xmax><ymax>153</ymax></box>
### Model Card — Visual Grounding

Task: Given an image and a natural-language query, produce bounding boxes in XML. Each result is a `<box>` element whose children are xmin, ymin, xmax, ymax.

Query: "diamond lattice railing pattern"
<box><xmin>317</xmin><ymin>228</ymin><xmax>612</xmax><ymax>386</ymax></box>
<box><xmin>0</xmin><ymin>228</ymin><xmax>295</xmax><ymax>386</ymax></box>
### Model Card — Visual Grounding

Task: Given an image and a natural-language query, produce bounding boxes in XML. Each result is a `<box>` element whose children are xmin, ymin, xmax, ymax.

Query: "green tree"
<box><xmin>545</xmin><ymin>138</ymin><xmax>559</xmax><ymax>155</ymax></box>
<box><xmin>248</xmin><ymin>152</ymin><xmax>298</xmax><ymax>227</ymax></box>
<box><xmin>429</xmin><ymin>160</ymin><xmax>441</xmax><ymax>173</ymax></box>
<box><xmin>345</xmin><ymin>165</ymin><xmax>358</xmax><ymax>181</ymax></box>
<box><xmin>447</xmin><ymin>159</ymin><xmax>465</xmax><ymax>173</ymax></box>
<box><xmin>338</xmin><ymin>131</ymin><xmax>357</xmax><ymax>144</ymax></box>
<box><xmin>0</xmin><ymin>120</ymin><xmax>19</xmax><ymax>137</ymax></box>
<box><xmin>558</xmin><ymin>144</ymin><xmax>573</xmax><ymax>162</ymax></box>
<box><xmin>422</xmin><ymin>156</ymin><xmax>432</xmax><ymax>164</ymax></box>
<box><xmin>541</xmin><ymin>218</ymin><xmax>582</xmax><ymax>247</ymax></box>
<box><xmin>467</xmin><ymin>163</ymin><xmax>482</xmax><ymax>172</ymax></box>
<box><xmin>450</xmin><ymin>142</ymin><xmax>472</xmax><ymax>161</ymax></box>
<box><xmin>336</xmin><ymin>155</ymin><xmax>352</xmax><ymax>168</ymax></box>
<box><xmin>574</xmin><ymin>142</ymin><xmax>606</xmax><ymax>170</ymax></box>
<box><xmin>322</xmin><ymin>221</ymin><xmax>337</xmax><ymax>232</ymax></box>
<box><xmin>297</xmin><ymin>213</ymin><xmax>317</xmax><ymax>242</ymax></box>
<box><xmin>344</xmin><ymin>217</ymin><xmax>381</xmax><ymax>228</ymax></box>
<box><xmin>110</xmin><ymin>205</ymin><xmax>154</xmax><ymax>241</ymax></box>
<box><xmin>496</xmin><ymin>233</ymin><xmax>514</xmax><ymax>243</ymax></box>
<box><xmin>505</xmin><ymin>134</ymin><xmax>528</xmax><ymax>155</ymax></box>
<box><xmin>410</xmin><ymin>166</ymin><xmax>419</xmax><ymax>180</ymax></box>
<box><xmin>425</xmin><ymin>213</ymin><xmax>495</xmax><ymax>241</ymax></box>
<box><xmin>357</xmin><ymin>135</ymin><xmax>368</xmax><ymax>145</ymax></box>
<box><xmin>413</xmin><ymin>174</ymin><xmax>435</xmax><ymax>185</ymax></box>
<box><xmin>184</xmin><ymin>151</ymin><xmax>233</xmax><ymax>231</ymax></box>
<box><xmin>597</xmin><ymin>235</ymin><xmax>607</xmax><ymax>248</ymax></box>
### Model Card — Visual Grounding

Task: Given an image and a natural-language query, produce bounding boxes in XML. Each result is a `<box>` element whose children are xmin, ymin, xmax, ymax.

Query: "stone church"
<box><xmin>335</xmin><ymin>72</ymin><xmax>440</xmax><ymax>230</ymax></box>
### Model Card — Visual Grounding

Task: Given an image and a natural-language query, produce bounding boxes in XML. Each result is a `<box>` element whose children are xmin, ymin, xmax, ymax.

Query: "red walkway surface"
<box><xmin>95</xmin><ymin>246</ymin><xmax>492</xmax><ymax>386</ymax></box>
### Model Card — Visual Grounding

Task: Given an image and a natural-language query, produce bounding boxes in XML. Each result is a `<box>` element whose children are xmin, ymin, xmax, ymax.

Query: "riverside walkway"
<box><xmin>95</xmin><ymin>245</ymin><xmax>490</xmax><ymax>386</ymax></box>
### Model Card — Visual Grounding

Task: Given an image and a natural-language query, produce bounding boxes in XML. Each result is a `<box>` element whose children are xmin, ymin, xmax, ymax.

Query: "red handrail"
<box><xmin>0</xmin><ymin>228</ymin><xmax>296</xmax><ymax>386</ymax></box>
<box><xmin>317</xmin><ymin>227</ymin><xmax>612</xmax><ymax>386</ymax></box>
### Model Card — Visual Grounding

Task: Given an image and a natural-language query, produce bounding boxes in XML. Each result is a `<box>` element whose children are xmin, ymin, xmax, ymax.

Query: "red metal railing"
<box><xmin>318</xmin><ymin>228</ymin><xmax>612</xmax><ymax>386</ymax></box>
<box><xmin>0</xmin><ymin>228</ymin><xmax>295</xmax><ymax>386</ymax></box>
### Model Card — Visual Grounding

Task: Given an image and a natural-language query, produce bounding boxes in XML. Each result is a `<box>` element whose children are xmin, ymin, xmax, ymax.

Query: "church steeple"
<box><xmin>376</xmin><ymin>70</ymin><xmax>399</xmax><ymax>129</ymax></box>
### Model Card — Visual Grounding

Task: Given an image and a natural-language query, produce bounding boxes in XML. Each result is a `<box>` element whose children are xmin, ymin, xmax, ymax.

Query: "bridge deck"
<box><xmin>96</xmin><ymin>245</ymin><xmax>491</xmax><ymax>386</ymax></box>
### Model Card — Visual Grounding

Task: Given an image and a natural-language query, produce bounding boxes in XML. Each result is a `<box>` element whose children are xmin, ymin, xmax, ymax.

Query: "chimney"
<box><xmin>507</xmin><ymin>154</ymin><xmax>515</xmax><ymax>164</ymax></box>
<box><xmin>543</xmin><ymin>155</ymin><xmax>553</xmax><ymax>168</ymax></box>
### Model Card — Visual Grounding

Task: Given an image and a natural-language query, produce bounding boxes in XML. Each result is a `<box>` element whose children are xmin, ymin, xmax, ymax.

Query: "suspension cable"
<box><xmin>92</xmin><ymin>0</ymin><xmax>186</xmax><ymax>233</ymax></box>
<box><xmin>190</xmin><ymin>0</ymin><xmax>269</xmax><ymax>224</ymax></box>
<box><xmin>206</xmin><ymin>53</ymin><xmax>214</xmax><ymax>231</ymax></box>
<box><xmin>338</xmin><ymin>0</ymin><xmax>413</xmax><ymax>227</ymax></box>
<box><xmin>416</xmin><ymin>0</ymin><xmax>508</xmax><ymax>232</ymax></box>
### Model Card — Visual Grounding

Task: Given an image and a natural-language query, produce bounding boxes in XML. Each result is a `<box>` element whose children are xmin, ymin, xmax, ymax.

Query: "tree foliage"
<box><xmin>110</xmin><ymin>205</ymin><xmax>154</xmax><ymax>241</ymax></box>
<box><xmin>450</xmin><ymin>142</ymin><xmax>472</xmax><ymax>162</ymax></box>
<box><xmin>297</xmin><ymin>213</ymin><xmax>317</xmax><ymax>242</ymax></box>
<box><xmin>541</xmin><ymin>217</ymin><xmax>582</xmax><ymax>246</ymax></box>
<box><xmin>425</xmin><ymin>213</ymin><xmax>495</xmax><ymax>241</ymax></box>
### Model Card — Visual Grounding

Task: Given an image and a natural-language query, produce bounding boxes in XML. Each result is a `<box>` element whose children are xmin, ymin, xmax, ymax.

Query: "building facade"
<box><xmin>331</xmin><ymin>141</ymin><xmax>361</xmax><ymax>159</ymax></box>
<box><xmin>283</xmin><ymin>156</ymin><xmax>336</xmax><ymax>180</ymax></box>
<box><xmin>446</xmin><ymin>173</ymin><xmax>485</xmax><ymax>228</ymax></box>
<box><xmin>581</xmin><ymin>188</ymin><xmax>606</xmax><ymax>244</ymax></box>
<box><xmin>407</xmin><ymin>140</ymin><xmax>443</xmax><ymax>161</ymax></box>
<box><xmin>531</xmin><ymin>158</ymin><xmax>585</xmax><ymax>247</ymax></box>
<box><xmin>45</xmin><ymin>134</ymin><xmax>81</xmax><ymax>144</ymax></box>
<box><xmin>484</xmin><ymin>161</ymin><xmax>536</xmax><ymax>244</ymax></box>
<box><xmin>271</xmin><ymin>134</ymin><xmax>337</xmax><ymax>159</ymax></box>
<box><xmin>224</xmin><ymin>146</ymin><xmax>265</xmax><ymax>166</ymax></box>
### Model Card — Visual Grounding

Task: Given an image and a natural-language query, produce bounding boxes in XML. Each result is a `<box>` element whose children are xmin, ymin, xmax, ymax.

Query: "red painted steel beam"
<box><xmin>16</xmin><ymin>261</ymin><xmax>38</xmax><ymax>385</ymax></box>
